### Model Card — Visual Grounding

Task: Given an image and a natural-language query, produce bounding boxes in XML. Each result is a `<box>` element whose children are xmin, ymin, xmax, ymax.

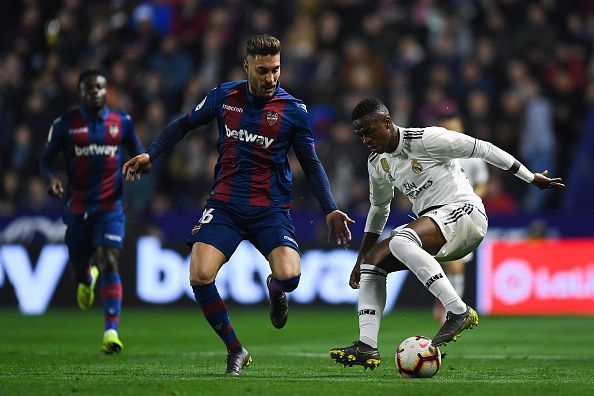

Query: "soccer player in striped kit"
<box><xmin>123</xmin><ymin>34</ymin><xmax>353</xmax><ymax>376</ymax></box>
<box><xmin>40</xmin><ymin>70</ymin><xmax>144</xmax><ymax>354</ymax></box>
<box><xmin>330</xmin><ymin>98</ymin><xmax>564</xmax><ymax>369</ymax></box>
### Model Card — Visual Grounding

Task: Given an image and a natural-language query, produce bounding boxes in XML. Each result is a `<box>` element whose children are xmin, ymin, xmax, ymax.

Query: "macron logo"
<box><xmin>222</xmin><ymin>104</ymin><xmax>243</xmax><ymax>113</ymax></box>
<box><xmin>74</xmin><ymin>144</ymin><xmax>118</xmax><ymax>157</ymax></box>
<box><xmin>225</xmin><ymin>124</ymin><xmax>274</xmax><ymax>149</ymax></box>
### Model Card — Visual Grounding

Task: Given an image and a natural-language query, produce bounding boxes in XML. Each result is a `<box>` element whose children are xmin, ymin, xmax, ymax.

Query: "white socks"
<box><xmin>389</xmin><ymin>228</ymin><xmax>466</xmax><ymax>315</ymax></box>
<box><xmin>358</xmin><ymin>264</ymin><xmax>387</xmax><ymax>348</ymax></box>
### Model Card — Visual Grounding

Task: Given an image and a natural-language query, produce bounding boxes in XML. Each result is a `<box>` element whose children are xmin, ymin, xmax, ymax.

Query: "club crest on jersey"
<box><xmin>411</xmin><ymin>159</ymin><xmax>423</xmax><ymax>174</ymax></box>
<box><xmin>380</xmin><ymin>158</ymin><xmax>390</xmax><ymax>173</ymax></box>
<box><xmin>108</xmin><ymin>125</ymin><xmax>119</xmax><ymax>138</ymax></box>
<box><xmin>266</xmin><ymin>111</ymin><xmax>279</xmax><ymax>126</ymax></box>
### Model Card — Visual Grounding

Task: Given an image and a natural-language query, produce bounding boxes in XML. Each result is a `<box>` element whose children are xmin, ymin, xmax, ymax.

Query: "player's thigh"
<box><xmin>364</xmin><ymin>237</ymin><xmax>408</xmax><ymax>273</ymax></box>
<box><xmin>268</xmin><ymin>246</ymin><xmax>300</xmax><ymax>279</ymax></box>
<box><xmin>405</xmin><ymin>216</ymin><xmax>447</xmax><ymax>256</ymax></box>
<box><xmin>189</xmin><ymin>242</ymin><xmax>228</xmax><ymax>285</ymax></box>
<box><xmin>186</xmin><ymin>204</ymin><xmax>244</xmax><ymax>261</ymax></box>
<box><xmin>249</xmin><ymin>208</ymin><xmax>300</xmax><ymax>262</ymax></box>
<box><xmin>92</xmin><ymin>210</ymin><xmax>125</xmax><ymax>251</ymax></box>
<box><xmin>63</xmin><ymin>213</ymin><xmax>94</xmax><ymax>269</ymax></box>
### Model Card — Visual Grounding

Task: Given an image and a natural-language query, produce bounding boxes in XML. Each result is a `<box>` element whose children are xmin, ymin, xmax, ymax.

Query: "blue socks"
<box><xmin>100</xmin><ymin>272</ymin><xmax>122</xmax><ymax>331</ymax></box>
<box><xmin>192</xmin><ymin>282</ymin><xmax>241</xmax><ymax>352</ymax></box>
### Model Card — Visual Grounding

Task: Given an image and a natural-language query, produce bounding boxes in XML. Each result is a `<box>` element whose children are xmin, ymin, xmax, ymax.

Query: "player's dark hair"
<box><xmin>246</xmin><ymin>34</ymin><xmax>281</xmax><ymax>57</ymax></box>
<box><xmin>77</xmin><ymin>69</ymin><xmax>105</xmax><ymax>89</ymax></box>
<box><xmin>352</xmin><ymin>98</ymin><xmax>389</xmax><ymax>121</ymax></box>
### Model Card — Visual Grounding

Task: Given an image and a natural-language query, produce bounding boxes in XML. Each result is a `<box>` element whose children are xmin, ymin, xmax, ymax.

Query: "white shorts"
<box><xmin>391</xmin><ymin>201</ymin><xmax>488</xmax><ymax>262</ymax></box>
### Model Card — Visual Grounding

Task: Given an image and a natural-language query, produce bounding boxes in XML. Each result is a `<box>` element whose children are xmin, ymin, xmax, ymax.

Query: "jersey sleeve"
<box><xmin>122</xmin><ymin>114</ymin><xmax>144</xmax><ymax>157</ymax></box>
<box><xmin>422</xmin><ymin>127</ymin><xmax>517</xmax><ymax>172</ymax></box>
<box><xmin>364</xmin><ymin>159</ymin><xmax>394</xmax><ymax>234</ymax></box>
<box><xmin>39</xmin><ymin>117</ymin><xmax>66</xmax><ymax>182</ymax></box>
<box><xmin>290</xmin><ymin>102</ymin><xmax>338</xmax><ymax>215</ymax></box>
<box><xmin>147</xmin><ymin>86</ymin><xmax>219</xmax><ymax>161</ymax></box>
<box><xmin>421</xmin><ymin>127</ymin><xmax>478</xmax><ymax>161</ymax></box>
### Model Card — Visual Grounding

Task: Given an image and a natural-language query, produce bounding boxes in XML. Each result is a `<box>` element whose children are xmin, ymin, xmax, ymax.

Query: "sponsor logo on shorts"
<box><xmin>283</xmin><ymin>235</ymin><xmax>298</xmax><ymax>246</ymax></box>
<box><xmin>104</xmin><ymin>233</ymin><xmax>122</xmax><ymax>242</ymax></box>
<box><xmin>425</xmin><ymin>273</ymin><xmax>443</xmax><ymax>289</ymax></box>
<box><xmin>358</xmin><ymin>309</ymin><xmax>376</xmax><ymax>316</ymax></box>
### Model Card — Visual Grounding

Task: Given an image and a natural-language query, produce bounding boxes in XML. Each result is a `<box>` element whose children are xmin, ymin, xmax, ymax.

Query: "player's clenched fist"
<box><xmin>122</xmin><ymin>153</ymin><xmax>151</xmax><ymax>181</ymax></box>
<box><xmin>47</xmin><ymin>178</ymin><xmax>64</xmax><ymax>197</ymax></box>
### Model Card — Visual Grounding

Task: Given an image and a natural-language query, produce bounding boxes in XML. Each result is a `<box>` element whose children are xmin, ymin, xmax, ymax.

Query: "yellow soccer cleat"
<box><xmin>101</xmin><ymin>329</ymin><xmax>124</xmax><ymax>355</ymax></box>
<box><xmin>431</xmin><ymin>305</ymin><xmax>479</xmax><ymax>347</ymax></box>
<box><xmin>77</xmin><ymin>266</ymin><xmax>99</xmax><ymax>310</ymax></box>
<box><xmin>329</xmin><ymin>341</ymin><xmax>381</xmax><ymax>370</ymax></box>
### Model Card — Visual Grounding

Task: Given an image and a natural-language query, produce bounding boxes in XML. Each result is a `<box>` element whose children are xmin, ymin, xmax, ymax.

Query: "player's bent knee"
<box><xmin>274</xmin><ymin>274</ymin><xmax>300</xmax><ymax>292</ymax></box>
<box><xmin>189</xmin><ymin>272</ymin><xmax>216</xmax><ymax>286</ymax></box>
<box><xmin>389</xmin><ymin>228</ymin><xmax>422</xmax><ymax>260</ymax></box>
<box><xmin>102</xmin><ymin>248</ymin><xmax>120</xmax><ymax>273</ymax></box>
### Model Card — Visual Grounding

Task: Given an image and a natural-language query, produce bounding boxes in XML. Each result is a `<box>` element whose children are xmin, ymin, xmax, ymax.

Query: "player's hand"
<box><xmin>532</xmin><ymin>170</ymin><xmax>565</xmax><ymax>190</ymax></box>
<box><xmin>326</xmin><ymin>209</ymin><xmax>355</xmax><ymax>247</ymax></box>
<box><xmin>122</xmin><ymin>153</ymin><xmax>151</xmax><ymax>181</ymax></box>
<box><xmin>47</xmin><ymin>178</ymin><xmax>64</xmax><ymax>197</ymax></box>
<box><xmin>349</xmin><ymin>259</ymin><xmax>363</xmax><ymax>289</ymax></box>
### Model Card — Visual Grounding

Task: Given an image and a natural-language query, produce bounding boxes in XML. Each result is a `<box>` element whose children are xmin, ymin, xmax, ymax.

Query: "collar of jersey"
<box><xmin>388</xmin><ymin>126</ymin><xmax>405</xmax><ymax>156</ymax></box>
<box><xmin>79</xmin><ymin>106</ymin><xmax>109</xmax><ymax>121</ymax></box>
<box><xmin>244</xmin><ymin>81</ymin><xmax>280</xmax><ymax>103</ymax></box>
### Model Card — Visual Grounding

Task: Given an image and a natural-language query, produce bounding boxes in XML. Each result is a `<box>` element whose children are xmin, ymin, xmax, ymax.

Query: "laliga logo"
<box><xmin>493</xmin><ymin>259</ymin><xmax>594</xmax><ymax>305</ymax></box>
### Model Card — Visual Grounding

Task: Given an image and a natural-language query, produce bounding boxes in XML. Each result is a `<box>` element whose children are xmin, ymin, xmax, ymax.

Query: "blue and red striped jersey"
<box><xmin>147</xmin><ymin>80</ymin><xmax>337</xmax><ymax>214</ymax></box>
<box><xmin>40</xmin><ymin>107</ymin><xmax>144</xmax><ymax>214</ymax></box>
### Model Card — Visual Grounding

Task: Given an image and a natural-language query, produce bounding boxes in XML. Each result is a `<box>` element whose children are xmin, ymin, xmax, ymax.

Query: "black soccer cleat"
<box><xmin>267</xmin><ymin>275</ymin><xmax>288</xmax><ymax>329</ymax></box>
<box><xmin>225</xmin><ymin>347</ymin><xmax>252</xmax><ymax>376</ymax></box>
<box><xmin>329</xmin><ymin>341</ymin><xmax>381</xmax><ymax>370</ymax></box>
<box><xmin>431</xmin><ymin>305</ymin><xmax>479</xmax><ymax>347</ymax></box>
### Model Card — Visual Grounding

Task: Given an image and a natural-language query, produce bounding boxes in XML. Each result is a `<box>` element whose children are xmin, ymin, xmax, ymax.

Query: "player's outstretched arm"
<box><xmin>122</xmin><ymin>153</ymin><xmax>151</xmax><ymax>181</ymax></box>
<box><xmin>326</xmin><ymin>210</ymin><xmax>355</xmax><ymax>247</ymax></box>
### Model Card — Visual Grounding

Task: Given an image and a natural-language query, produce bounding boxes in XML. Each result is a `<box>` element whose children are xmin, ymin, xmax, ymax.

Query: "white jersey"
<box><xmin>364</xmin><ymin>126</ymin><xmax>520</xmax><ymax>235</ymax></box>
<box><xmin>458</xmin><ymin>158</ymin><xmax>489</xmax><ymax>188</ymax></box>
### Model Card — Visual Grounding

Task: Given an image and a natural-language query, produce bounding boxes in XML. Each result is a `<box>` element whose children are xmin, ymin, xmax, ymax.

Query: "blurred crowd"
<box><xmin>1</xmin><ymin>0</ymin><xmax>593</xmax><ymax>220</ymax></box>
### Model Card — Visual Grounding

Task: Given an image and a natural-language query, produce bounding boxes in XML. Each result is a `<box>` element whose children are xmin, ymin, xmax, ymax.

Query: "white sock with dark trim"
<box><xmin>358</xmin><ymin>264</ymin><xmax>387</xmax><ymax>349</ymax></box>
<box><xmin>389</xmin><ymin>228</ymin><xmax>466</xmax><ymax>315</ymax></box>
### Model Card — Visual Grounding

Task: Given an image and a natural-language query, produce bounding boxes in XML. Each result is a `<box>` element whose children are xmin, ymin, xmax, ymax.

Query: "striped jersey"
<box><xmin>40</xmin><ymin>107</ymin><xmax>144</xmax><ymax>214</ymax></box>
<box><xmin>147</xmin><ymin>80</ymin><xmax>337</xmax><ymax>214</ymax></box>
<box><xmin>368</xmin><ymin>127</ymin><xmax>485</xmax><ymax>218</ymax></box>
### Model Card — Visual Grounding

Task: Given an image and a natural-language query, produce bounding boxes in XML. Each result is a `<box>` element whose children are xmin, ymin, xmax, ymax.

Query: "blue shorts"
<box><xmin>187</xmin><ymin>200</ymin><xmax>300</xmax><ymax>260</ymax></box>
<box><xmin>63</xmin><ymin>210</ymin><xmax>125</xmax><ymax>263</ymax></box>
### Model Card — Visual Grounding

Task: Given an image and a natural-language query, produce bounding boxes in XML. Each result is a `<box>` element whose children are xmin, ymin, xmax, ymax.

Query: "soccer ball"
<box><xmin>396</xmin><ymin>336</ymin><xmax>441</xmax><ymax>378</ymax></box>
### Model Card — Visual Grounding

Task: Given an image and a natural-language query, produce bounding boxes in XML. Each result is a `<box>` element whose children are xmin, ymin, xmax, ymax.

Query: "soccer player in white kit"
<box><xmin>330</xmin><ymin>98</ymin><xmax>564</xmax><ymax>369</ymax></box>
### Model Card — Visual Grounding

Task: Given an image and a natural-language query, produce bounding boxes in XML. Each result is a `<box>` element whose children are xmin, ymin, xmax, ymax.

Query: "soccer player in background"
<box><xmin>433</xmin><ymin>105</ymin><xmax>489</xmax><ymax>324</ymax></box>
<box><xmin>123</xmin><ymin>34</ymin><xmax>354</xmax><ymax>376</ymax></box>
<box><xmin>329</xmin><ymin>98</ymin><xmax>563</xmax><ymax>369</ymax></box>
<box><xmin>40</xmin><ymin>70</ymin><xmax>144</xmax><ymax>354</ymax></box>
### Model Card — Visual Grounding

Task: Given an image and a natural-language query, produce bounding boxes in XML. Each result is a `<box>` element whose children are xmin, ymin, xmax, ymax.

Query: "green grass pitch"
<box><xmin>1</xmin><ymin>307</ymin><xmax>593</xmax><ymax>395</ymax></box>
